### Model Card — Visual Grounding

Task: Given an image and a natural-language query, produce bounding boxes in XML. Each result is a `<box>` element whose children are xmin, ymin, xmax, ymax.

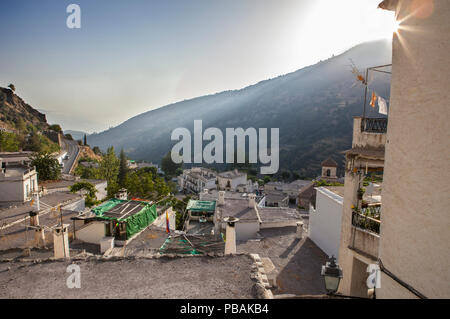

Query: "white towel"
<box><xmin>378</xmin><ymin>96</ymin><xmax>388</xmax><ymax>115</ymax></box>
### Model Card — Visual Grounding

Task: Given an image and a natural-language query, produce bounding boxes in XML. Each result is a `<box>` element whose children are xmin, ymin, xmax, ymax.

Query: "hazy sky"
<box><xmin>0</xmin><ymin>0</ymin><xmax>396</xmax><ymax>133</ymax></box>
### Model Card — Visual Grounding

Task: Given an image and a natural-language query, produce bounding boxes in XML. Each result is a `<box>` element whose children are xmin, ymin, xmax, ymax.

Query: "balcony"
<box><xmin>361</xmin><ymin>117</ymin><xmax>388</xmax><ymax>133</ymax></box>
<box><xmin>351</xmin><ymin>205</ymin><xmax>381</xmax><ymax>234</ymax></box>
<box><xmin>351</xmin><ymin>117</ymin><xmax>387</xmax><ymax>151</ymax></box>
<box><xmin>349</xmin><ymin>204</ymin><xmax>381</xmax><ymax>260</ymax></box>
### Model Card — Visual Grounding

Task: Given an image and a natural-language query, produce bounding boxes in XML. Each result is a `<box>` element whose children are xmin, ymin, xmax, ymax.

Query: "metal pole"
<box><xmin>362</xmin><ymin>68</ymin><xmax>369</xmax><ymax>121</ymax></box>
<box><xmin>59</xmin><ymin>205</ymin><xmax>66</xmax><ymax>258</ymax></box>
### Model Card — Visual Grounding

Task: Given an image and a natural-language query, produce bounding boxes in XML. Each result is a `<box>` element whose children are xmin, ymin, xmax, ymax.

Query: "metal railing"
<box><xmin>352</xmin><ymin>210</ymin><xmax>381</xmax><ymax>234</ymax></box>
<box><xmin>361</xmin><ymin>118</ymin><xmax>388</xmax><ymax>133</ymax></box>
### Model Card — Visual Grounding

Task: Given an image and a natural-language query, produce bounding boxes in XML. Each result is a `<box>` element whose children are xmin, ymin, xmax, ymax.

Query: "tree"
<box><xmin>263</xmin><ymin>175</ymin><xmax>272</xmax><ymax>184</ymax></box>
<box><xmin>118</xmin><ymin>149</ymin><xmax>128</xmax><ymax>187</ymax></box>
<box><xmin>49</xmin><ymin>124</ymin><xmax>62</xmax><ymax>133</ymax></box>
<box><xmin>281</xmin><ymin>171</ymin><xmax>291</xmax><ymax>180</ymax></box>
<box><xmin>161</xmin><ymin>151</ymin><xmax>181</xmax><ymax>177</ymax></box>
<box><xmin>70</xmin><ymin>181</ymin><xmax>98</xmax><ymax>207</ymax></box>
<box><xmin>27</xmin><ymin>132</ymin><xmax>41</xmax><ymax>152</ymax></box>
<box><xmin>65</xmin><ymin>134</ymin><xmax>73</xmax><ymax>140</ymax></box>
<box><xmin>92</xmin><ymin>146</ymin><xmax>102</xmax><ymax>155</ymax></box>
<box><xmin>100</xmin><ymin>146</ymin><xmax>120</xmax><ymax>197</ymax></box>
<box><xmin>31</xmin><ymin>152</ymin><xmax>61</xmax><ymax>181</ymax></box>
<box><xmin>0</xmin><ymin>131</ymin><xmax>19</xmax><ymax>152</ymax></box>
<box><xmin>8</xmin><ymin>84</ymin><xmax>15</xmax><ymax>92</ymax></box>
<box><xmin>83</xmin><ymin>134</ymin><xmax>87</xmax><ymax>146</ymax></box>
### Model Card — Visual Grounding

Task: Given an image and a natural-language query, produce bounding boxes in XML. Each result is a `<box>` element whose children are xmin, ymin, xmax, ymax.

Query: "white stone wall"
<box><xmin>309</xmin><ymin>187</ymin><xmax>343</xmax><ymax>259</ymax></box>
<box><xmin>76</xmin><ymin>221</ymin><xmax>106</xmax><ymax>244</ymax></box>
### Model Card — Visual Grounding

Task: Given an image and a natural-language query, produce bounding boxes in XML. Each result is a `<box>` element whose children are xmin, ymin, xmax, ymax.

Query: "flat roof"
<box><xmin>257</xmin><ymin>207</ymin><xmax>301</xmax><ymax>222</ymax></box>
<box><xmin>216</xmin><ymin>198</ymin><xmax>258</xmax><ymax>222</ymax></box>
<box><xmin>186</xmin><ymin>200</ymin><xmax>216</xmax><ymax>212</ymax></box>
<box><xmin>0</xmin><ymin>255</ymin><xmax>257</xmax><ymax>298</ymax></box>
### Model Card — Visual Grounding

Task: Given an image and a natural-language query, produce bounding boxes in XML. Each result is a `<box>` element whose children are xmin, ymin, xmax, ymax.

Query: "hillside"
<box><xmin>88</xmin><ymin>40</ymin><xmax>392</xmax><ymax>177</ymax></box>
<box><xmin>0</xmin><ymin>87</ymin><xmax>60</xmax><ymax>153</ymax></box>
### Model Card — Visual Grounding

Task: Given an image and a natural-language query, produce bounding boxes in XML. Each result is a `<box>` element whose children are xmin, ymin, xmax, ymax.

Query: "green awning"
<box><xmin>186</xmin><ymin>200</ymin><xmax>216</xmax><ymax>212</ymax></box>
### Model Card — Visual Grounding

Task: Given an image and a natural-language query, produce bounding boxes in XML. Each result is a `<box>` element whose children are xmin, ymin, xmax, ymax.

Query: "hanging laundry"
<box><xmin>378</xmin><ymin>96</ymin><xmax>388</xmax><ymax>115</ymax></box>
<box><xmin>370</xmin><ymin>91</ymin><xmax>377</xmax><ymax>107</ymax></box>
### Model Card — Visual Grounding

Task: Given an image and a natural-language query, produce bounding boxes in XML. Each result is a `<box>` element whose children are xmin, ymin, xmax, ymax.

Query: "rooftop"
<box><xmin>257</xmin><ymin>207</ymin><xmax>301</xmax><ymax>223</ymax></box>
<box><xmin>321</xmin><ymin>157</ymin><xmax>338</xmax><ymax>167</ymax></box>
<box><xmin>40</xmin><ymin>179</ymin><xmax>106</xmax><ymax>190</ymax></box>
<box><xmin>0</xmin><ymin>255</ymin><xmax>257</xmax><ymax>298</ymax></box>
<box><xmin>237</xmin><ymin>226</ymin><xmax>328</xmax><ymax>295</ymax></box>
<box><xmin>322</xmin><ymin>186</ymin><xmax>345</xmax><ymax>199</ymax></box>
<box><xmin>0</xmin><ymin>191</ymin><xmax>82</xmax><ymax>223</ymax></box>
<box><xmin>218</xmin><ymin>170</ymin><xmax>246</xmax><ymax>179</ymax></box>
<box><xmin>216</xmin><ymin>198</ymin><xmax>258</xmax><ymax>222</ymax></box>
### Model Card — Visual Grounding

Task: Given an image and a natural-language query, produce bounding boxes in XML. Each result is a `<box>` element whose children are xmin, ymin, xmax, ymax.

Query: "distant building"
<box><xmin>217</xmin><ymin>169</ymin><xmax>248</xmax><ymax>192</ymax></box>
<box><xmin>320</xmin><ymin>158</ymin><xmax>338</xmax><ymax>182</ymax></box>
<box><xmin>264</xmin><ymin>190</ymin><xmax>289</xmax><ymax>207</ymax></box>
<box><xmin>297</xmin><ymin>183</ymin><xmax>316</xmax><ymax>209</ymax></box>
<box><xmin>265</xmin><ymin>180</ymin><xmax>312</xmax><ymax>205</ymax></box>
<box><xmin>178</xmin><ymin>167</ymin><xmax>217</xmax><ymax>193</ymax></box>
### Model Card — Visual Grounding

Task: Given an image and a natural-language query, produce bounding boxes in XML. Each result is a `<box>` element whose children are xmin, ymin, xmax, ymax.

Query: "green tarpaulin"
<box><xmin>91</xmin><ymin>198</ymin><xmax>122</xmax><ymax>216</ymax></box>
<box><xmin>92</xmin><ymin>199</ymin><xmax>157</xmax><ymax>239</ymax></box>
<box><xmin>124</xmin><ymin>203</ymin><xmax>157</xmax><ymax>238</ymax></box>
<box><xmin>186</xmin><ymin>200</ymin><xmax>216</xmax><ymax>212</ymax></box>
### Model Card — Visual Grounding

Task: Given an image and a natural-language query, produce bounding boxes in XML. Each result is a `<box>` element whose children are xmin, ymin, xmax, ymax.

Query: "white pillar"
<box><xmin>218</xmin><ymin>191</ymin><xmax>225</xmax><ymax>206</ymax></box>
<box><xmin>224</xmin><ymin>217</ymin><xmax>239</xmax><ymax>255</ymax></box>
<box><xmin>53</xmin><ymin>224</ymin><xmax>70</xmax><ymax>259</ymax></box>
<box><xmin>296</xmin><ymin>221</ymin><xmax>304</xmax><ymax>239</ymax></box>
<box><xmin>248</xmin><ymin>193</ymin><xmax>256</xmax><ymax>208</ymax></box>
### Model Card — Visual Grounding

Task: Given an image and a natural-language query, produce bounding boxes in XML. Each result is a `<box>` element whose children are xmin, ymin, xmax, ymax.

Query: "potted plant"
<box><xmin>357</xmin><ymin>188</ymin><xmax>365</xmax><ymax>200</ymax></box>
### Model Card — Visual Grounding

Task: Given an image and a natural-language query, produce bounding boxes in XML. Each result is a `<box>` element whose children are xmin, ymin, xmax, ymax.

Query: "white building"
<box><xmin>178</xmin><ymin>167</ymin><xmax>217</xmax><ymax>193</ymax></box>
<box><xmin>217</xmin><ymin>169</ymin><xmax>252</xmax><ymax>192</ymax></box>
<box><xmin>308</xmin><ymin>186</ymin><xmax>343</xmax><ymax>259</ymax></box>
<box><xmin>0</xmin><ymin>157</ymin><xmax>38</xmax><ymax>203</ymax></box>
<box><xmin>264</xmin><ymin>180</ymin><xmax>312</xmax><ymax>204</ymax></box>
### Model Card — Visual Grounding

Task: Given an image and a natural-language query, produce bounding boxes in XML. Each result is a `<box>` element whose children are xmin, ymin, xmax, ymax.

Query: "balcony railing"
<box><xmin>352</xmin><ymin>208</ymin><xmax>381</xmax><ymax>234</ymax></box>
<box><xmin>361</xmin><ymin>118</ymin><xmax>388</xmax><ymax>133</ymax></box>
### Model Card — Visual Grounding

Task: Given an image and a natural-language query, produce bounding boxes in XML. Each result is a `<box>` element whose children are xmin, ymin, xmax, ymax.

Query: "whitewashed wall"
<box><xmin>309</xmin><ymin>187</ymin><xmax>343</xmax><ymax>259</ymax></box>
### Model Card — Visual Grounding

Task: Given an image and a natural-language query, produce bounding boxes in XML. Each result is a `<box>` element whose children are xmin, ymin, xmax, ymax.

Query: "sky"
<box><xmin>0</xmin><ymin>0</ymin><xmax>396</xmax><ymax>133</ymax></box>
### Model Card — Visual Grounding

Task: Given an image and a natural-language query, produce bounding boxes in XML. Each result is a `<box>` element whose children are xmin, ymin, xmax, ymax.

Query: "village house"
<box><xmin>178</xmin><ymin>167</ymin><xmax>217</xmax><ymax>193</ymax></box>
<box><xmin>217</xmin><ymin>169</ymin><xmax>256</xmax><ymax>192</ymax></box>
<box><xmin>0</xmin><ymin>153</ymin><xmax>38</xmax><ymax>203</ymax></box>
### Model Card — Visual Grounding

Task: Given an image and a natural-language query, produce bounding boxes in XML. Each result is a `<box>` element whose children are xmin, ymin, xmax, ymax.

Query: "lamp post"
<box><xmin>321</xmin><ymin>256</ymin><xmax>371</xmax><ymax>299</ymax></box>
<box><xmin>321</xmin><ymin>256</ymin><xmax>343</xmax><ymax>295</ymax></box>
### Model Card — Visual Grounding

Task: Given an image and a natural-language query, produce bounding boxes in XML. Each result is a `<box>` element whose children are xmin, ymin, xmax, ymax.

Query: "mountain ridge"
<box><xmin>88</xmin><ymin>39</ymin><xmax>392</xmax><ymax>177</ymax></box>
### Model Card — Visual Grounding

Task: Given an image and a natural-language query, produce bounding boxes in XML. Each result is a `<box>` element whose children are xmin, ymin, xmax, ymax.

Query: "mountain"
<box><xmin>88</xmin><ymin>40</ymin><xmax>392</xmax><ymax>177</ymax></box>
<box><xmin>0</xmin><ymin>87</ymin><xmax>61</xmax><ymax>153</ymax></box>
<box><xmin>0</xmin><ymin>87</ymin><xmax>49</xmax><ymax>131</ymax></box>
<box><xmin>64</xmin><ymin>130</ymin><xmax>88</xmax><ymax>141</ymax></box>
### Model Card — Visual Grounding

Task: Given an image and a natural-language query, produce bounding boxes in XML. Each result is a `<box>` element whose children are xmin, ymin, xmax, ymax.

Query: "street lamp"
<box><xmin>321</xmin><ymin>256</ymin><xmax>343</xmax><ymax>294</ymax></box>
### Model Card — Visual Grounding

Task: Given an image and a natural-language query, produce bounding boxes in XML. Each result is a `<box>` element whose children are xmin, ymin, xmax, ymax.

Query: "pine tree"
<box><xmin>118</xmin><ymin>149</ymin><xmax>128</xmax><ymax>187</ymax></box>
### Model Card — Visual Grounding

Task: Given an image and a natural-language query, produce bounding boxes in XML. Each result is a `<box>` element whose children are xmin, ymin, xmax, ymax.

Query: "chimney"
<box><xmin>218</xmin><ymin>191</ymin><xmax>225</xmax><ymax>206</ymax></box>
<box><xmin>248</xmin><ymin>193</ymin><xmax>256</xmax><ymax>208</ymax></box>
<box><xmin>33</xmin><ymin>192</ymin><xmax>40</xmax><ymax>212</ymax></box>
<box><xmin>29</xmin><ymin>211</ymin><xmax>39</xmax><ymax>227</ymax></box>
<box><xmin>224</xmin><ymin>216</ymin><xmax>239</xmax><ymax>255</ymax></box>
<box><xmin>296</xmin><ymin>221</ymin><xmax>304</xmax><ymax>239</ymax></box>
<box><xmin>53</xmin><ymin>224</ymin><xmax>70</xmax><ymax>259</ymax></box>
<box><xmin>200</xmin><ymin>188</ymin><xmax>209</xmax><ymax>200</ymax></box>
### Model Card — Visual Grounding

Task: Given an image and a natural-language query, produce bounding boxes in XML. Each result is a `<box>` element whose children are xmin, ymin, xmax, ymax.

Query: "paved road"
<box><xmin>61</xmin><ymin>138</ymin><xmax>80</xmax><ymax>174</ymax></box>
